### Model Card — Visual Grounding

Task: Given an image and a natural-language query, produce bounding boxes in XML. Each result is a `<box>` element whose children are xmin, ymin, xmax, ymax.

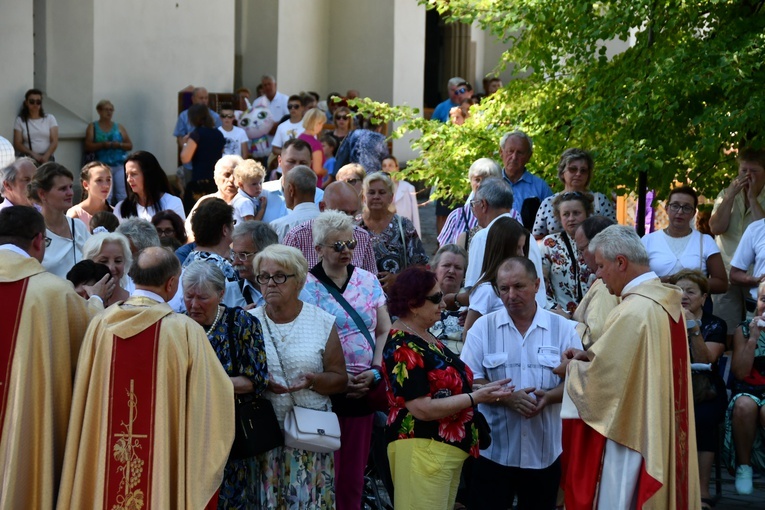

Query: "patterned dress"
<box><xmin>182</xmin><ymin>250</ymin><xmax>239</xmax><ymax>281</ymax></box>
<box><xmin>382</xmin><ymin>329</ymin><xmax>482</xmax><ymax>457</ymax></box>
<box><xmin>540</xmin><ymin>231</ymin><xmax>593</xmax><ymax>313</ymax></box>
<box><xmin>358</xmin><ymin>214</ymin><xmax>429</xmax><ymax>275</ymax></box>
<box><xmin>203</xmin><ymin>306</ymin><xmax>268</xmax><ymax>509</ymax></box>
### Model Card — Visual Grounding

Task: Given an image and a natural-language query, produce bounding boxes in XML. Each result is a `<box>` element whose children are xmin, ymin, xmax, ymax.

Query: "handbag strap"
<box><xmin>25</xmin><ymin>118</ymin><xmax>33</xmax><ymax>152</ymax></box>
<box><xmin>318</xmin><ymin>277</ymin><xmax>375</xmax><ymax>351</ymax></box>
<box><xmin>263</xmin><ymin>313</ymin><xmax>299</xmax><ymax>408</ymax></box>
<box><xmin>560</xmin><ymin>232</ymin><xmax>583</xmax><ymax>302</ymax></box>
<box><xmin>395</xmin><ymin>214</ymin><xmax>408</xmax><ymax>269</ymax></box>
<box><xmin>224</xmin><ymin>307</ymin><xmax>240</xmax><ymax>376</ymax></box>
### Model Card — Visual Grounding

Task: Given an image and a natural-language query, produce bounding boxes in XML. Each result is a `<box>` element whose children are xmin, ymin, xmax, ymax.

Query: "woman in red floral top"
<box><xmin>382</xmin><ymin>266</ymin><xmax>513</xmax><ymax>509</ymax></box>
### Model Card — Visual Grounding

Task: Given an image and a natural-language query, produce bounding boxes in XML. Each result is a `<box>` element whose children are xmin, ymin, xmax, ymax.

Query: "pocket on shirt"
<box><xmin>537</xmin><ymin>347</ymin><xmax>560</xmax><ymax>369</ymax></box>
<box><xmin>482</xmin><ymin>353</ymin><xmax>508</xmax><ymax>369</ymax></box>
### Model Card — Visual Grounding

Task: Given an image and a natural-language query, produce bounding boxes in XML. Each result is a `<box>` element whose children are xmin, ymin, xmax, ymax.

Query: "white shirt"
<box><xmin>465</xmin><ymin>212</ymin><xmax>547</xmax><ymax>307</ymax></box>
<box><xmin>42</xmin><ymin>218</ymin><xmax>90</xmax><ymax>279</ymax></box>
<box><xmin>393</xmin><ymin>180</ymin><xmax>421</xmax><ymax>237</ymax></box>
<box><xmin>270</xmin><ymin>202</ymin><xmax>320</xmax><ymax>242</ymax></box>
<box><xmin>0</xmin><ymin>244</ymin><xmax>31</xmax><ymax>257</ymax></box>
<box><xmin>730</xmin><ymin>219</ymin><xmax>765</xmax><ymax>298</ymax></box>
<box><xmin>218</xmin><ymin>126</ymin><xmax>249</xmax><ymax>157</ymax></box>
<box><xmin>261</xmin><ymin>179</ymin><xmax>324</xmax><ymax>223</ymax></box>
<box><xmin>641</xmin><ymin>229</ymin><xmax>719</xmax><ymax>278</ymax></box>
<box><xmin>271</xmin><ymin>119</ymin><xmax>305</xmax><ymax>149</ymax></box>
<box><xmin>461</xmin><ymin>305</ymin><xmax>581</xmax><ymax>469</ymax></box>
<box><xmin>257</xmin><ymin>92</ymin><xmax>290</xmax><ymax>123</ymax></box>
<box><xmin>115</xmin><ymin>193</ymin><xmax>186</xmax><ymax>223</ymax></box>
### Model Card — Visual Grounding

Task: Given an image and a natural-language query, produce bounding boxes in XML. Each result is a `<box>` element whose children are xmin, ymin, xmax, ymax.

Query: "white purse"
<box><xmin>267</xmin><ymin>316</ymin><xmax>341</xmax><ymax>454</ymax></box>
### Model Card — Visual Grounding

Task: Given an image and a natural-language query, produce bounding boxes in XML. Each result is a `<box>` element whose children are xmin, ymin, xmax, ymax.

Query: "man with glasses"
<box><xmin>431</xmin><ymin>77</ymin><xmax>473</xmax><ymax>123</ymax></box>
<box><xmin>0</xmin><ymin>206</ymin><xmax>110</xmax><ymax>507</ymax></box>
<box><xmin>461</xmin><ymin>257</ymin><xmax>581</xmax><ymax>509</ymax></box>
<box><xmin>230</xmin><ymin>220</ymin><xmax>278</xmax><ymax>308</ymax></box>
<box><xmin>284</xmin><ymin>181</ymin><xmax>377</xmax><ymax>274</ymax></box>
<box><xmin>271</xmin><ymin>95</ymin><xmax>306</xmax><ymax>157</ymax></box>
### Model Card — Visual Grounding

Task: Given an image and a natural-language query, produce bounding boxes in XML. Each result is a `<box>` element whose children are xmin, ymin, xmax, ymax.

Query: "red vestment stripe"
<box><xmin>0</xmin><ymin>279</ymin><xmax>29</xmax><ymax>433</ymax></box>
<box><xmin>561</xmin><ymin>418</ymin><xmax>607</xmax><ymax>508</ymax></box>
<box><xmin>103</xmin><ymin>320</ymin><xmax>162</xmax><ymax>510</ymax></box>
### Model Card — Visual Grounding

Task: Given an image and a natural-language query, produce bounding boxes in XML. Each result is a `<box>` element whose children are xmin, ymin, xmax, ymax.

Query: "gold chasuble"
<box><xmin>571</xmin><ymin>278</ymin><xmax>620</xmax><ymax>349</ymax></box>
<box><xmin>563</xmin><ymin>278</ymin><xmax>700</xmax><ymax>509</ymax></box>
<box><xmin>57</xmin><ymin>297</ymin><xmax>234</xmax><ymax>510</ymax></box>
<box><xmin>0</xmin><ymin>251</ymin><xmax>94</xmax><ymax>508</ymax></box>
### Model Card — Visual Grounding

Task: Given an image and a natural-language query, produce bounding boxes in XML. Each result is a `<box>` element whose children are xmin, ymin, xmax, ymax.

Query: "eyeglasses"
<box><xmin>156</xmin><ymin>228</ymin><xmax>176</xmax><ymax>237</ymax></box>
<box><xmin>231</xmin><ymin>250</ymin><xmax>257</xmax><ymax>262</ymax></box>
<box><xmin>321</xmin><ymin>239</ymin><xmax>357</xmax><ymax>252</ymax></box>
<box><xmin>27</xmin><ymin>99</ymin><xmax>42</xmax><ymax>105</ymax></box>
<box><xmin>469</xmin><ymin>199</ymin><xmax>483</xmax><ymax>208</ymax></box>
<box><xmin>335</xmin><ymin>115</ymin><xmax>349</xmax><ymax>121</ymax></box>
<box><xmin>667</xmin><ymin>202</ymin><xmax>696</xmax><ymax>214</ymax></box>
<box><xmin>455</xmin><ymin>87</ymin><xmax>468</xmax><ymax>95</ymax></box>
<box><xmin>220</xmin><ymin>114</ymin><xmax>235</xmax><ymax>119</ymax></box>
<box><xmin>287</xmin><ymin>104</ymin><xmax>301</xmax><ymax>110</ymax></box>
<box><xmin>424</xmin><ymin>291</ymin><xmax>444</xmax><ymax>304</ymax></box>
<box><xmin>560</xmin><ymin>191</ymin><xmax>584</xmax><ymax>199</ymax></box>
<box><xmin>256</xmin><ymin>273</ymin><xmax>296</xmax><ymax>285</ymax></box>
<box><xmin>565</xmin><ymin>167</ymin><xmax>589</xmax><ymax>175</ymax></box>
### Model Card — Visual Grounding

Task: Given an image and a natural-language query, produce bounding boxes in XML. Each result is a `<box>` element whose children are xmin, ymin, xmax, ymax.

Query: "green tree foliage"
<box><xmin>355</xmin><ymin>0</ymin><xmax>765</xmax><ymax>201</ymax></box>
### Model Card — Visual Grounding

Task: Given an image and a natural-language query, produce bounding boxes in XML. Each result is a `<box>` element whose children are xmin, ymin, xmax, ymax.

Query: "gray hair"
<box><xmin>116</xmin><ymin>218</ymin><xmax>161</xmax><ymax>252</ymax></box>
<box><xmin>313</xmin><ymin>210</ymin><xmax>354</xmax><ymax>246</ymax></box>
<box><xmin>182</xmin><ymin>260</ymin><xmax>226</xmax><ymax>295</ymax></box>
<box><xmin>232</xmin><ymin>220</ymin><xmax>278</xmax><ymax>251</ymax></box>
<box><xmin>589</xmin><ymin>225</ymin><xmax>649</xmax><ymax>265</ymax></box>
<box><xmin>214</xmin><ymin>155</ymin><xmax>243</xmax><ymax>178</ymax></box>
<box><xmin>261</xmin><ymin>75</ymin><xmax>276</xmax><ymax>83</ymax></box>
<box><xmin>82</xmin><ymin>232</ymin><xmax>133</xmax><ymax>286</ymax></box>
<box><xmin>467</xmin><ymin>158</ymin><xmax>502</xmax><ymax>180</ymax></box>
<box><xmin>253</xmin><ymin>244</ymin><xmax>309</xmax><ymax>288</ymax></box>
<box><xmin>448</xmin><ymin>76</ymin><xmax>467</xmax><ymax>88</ymax></box>
<box><xmin>475</xmin><ymin>177</ymin><xmax>514</xmax><ymax>210</ymax></box>
<box><xmin>285</xmin><ymin>165</ymin><xmax>317</xmax><ymax>195</ymax></box>
<box><xmin>431</xmin><ymin>244</ymin><xmax>468</xmax><ymax>269</ymax></box>
<box><xmin>499</xmin><ymin>130</ymin><xmax>534</xmax><ymax>155</ymax></box>
<box><xmin>0</xmin><ymin>158</ymin><xmax>36</xmax><ymax>198</ymax></box>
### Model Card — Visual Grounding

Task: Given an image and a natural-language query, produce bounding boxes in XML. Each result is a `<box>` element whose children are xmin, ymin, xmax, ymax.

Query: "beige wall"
<box><xmin>238</xmin><ymin>0</ymin><xmax>279</xmax><ymax>94</ymax></box>
<box><xmin>0</xmin><ymin>0</ymin><xmax>35</xmax><ymax>143</ymax></box>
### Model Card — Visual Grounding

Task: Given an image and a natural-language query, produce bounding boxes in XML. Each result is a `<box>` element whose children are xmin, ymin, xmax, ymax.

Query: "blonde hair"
<box><xmin>363</xmin><ymin>171</ymin><xmax>394</xmax><ymax>195</ymax></box>
<box><xmin>336</xmin><ymin>163</ymin><xmax>365</xmax><ymax>182</ymax></box>
<box><xmin>252</xmin><ymin>244</ymin><xmax>309</xmax><ymax>288</ymax></box>
<box><xmin>302</xmin><ymin>108</ymin><xmax>327</xmax><ymax>131</ymax></box>
<box><xmin>234</xmin><ymin>159</ymin><xmax>266</xmax><ymax>183</ymax></box>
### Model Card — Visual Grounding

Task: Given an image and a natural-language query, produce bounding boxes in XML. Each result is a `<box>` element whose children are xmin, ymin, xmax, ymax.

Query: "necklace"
<box><xmin>399</xmin><ymin>319</ymin><xmax>437</xmax><ymax>344</ymax></box>
<box><xmin>205</xmin><ymin>305</ymin><xmax>223</xmax><ymax>336</ymax></box>
<box><xmin>264</xmin><ymin>308</ymin><xmax>300</xmax><ymax>342</ymax></box>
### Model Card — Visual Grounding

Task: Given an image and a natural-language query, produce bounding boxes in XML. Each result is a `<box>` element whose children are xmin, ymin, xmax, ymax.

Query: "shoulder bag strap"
<box><xmin>225</xmin><ymin>307</ymin><xmax>240</xmax><ymax>376</ymax></box>
<box><xmin>698</xmin><ymin>231</ymin><xmax>704</xmax><ymax>272</ymax></box>
<box><xmin>396</xmin><ymin>215</ymin><xmax>408</xmax><ymax>268</ymax></box>
<box><xmin>25</xmin><ymin>118</ymin><xmax>33</xmax><ymax>152</ymax></box>
<box><xmin>560</xmin><ymin>232</ymin><xmax>583</xmax><ymax>301</ymax></box>
<box><xmin>70</xmin><ymin>217</ymin><xmax>77</xmax><ymax>265</ymax></box>
<box><xmin>318</xmin><ymin>279</ymin><xmax>375</xmax><ymax>350</ymax></box>
<box><xmin>263</xmin><ymin>314</ymin><xmax>299</xmax><ymax>408</ymax></box>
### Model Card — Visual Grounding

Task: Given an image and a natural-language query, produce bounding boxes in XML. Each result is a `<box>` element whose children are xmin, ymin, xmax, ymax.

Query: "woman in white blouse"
<box><xmin>532</xmin><ymin>148</ymin><xmax>615</xmax><ymax>240</ymax></box>
<box><xmin>114</xmin><ymin>151</ymin><xmax>186</xmax><ymax>222</ymax></box>
<box><xmin>641</xmin><ymin>186</ymin><xmax>727</xmax><ymax>294</ymax></box>
<box><xmin>13</xmin><ymin>89</ymin><xmax>58</xmax><ymax>164</ymax></box>
<box><xmin>30</xmin><ymin>163</ymin><xmax>90</xmax><ymax>278</ymax></box>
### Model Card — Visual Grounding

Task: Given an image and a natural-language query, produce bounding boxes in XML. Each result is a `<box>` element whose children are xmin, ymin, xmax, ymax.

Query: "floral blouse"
<box><xmin>206</xmin><ymin>306</ymin><xmax>268</xmax><ymax>392</ymax></box>
<box><xmin>532</xmin><ymin>191</ymin><xmax>615</xmax><ymax>239</ymax></box>
<box><xmin>382</xmin><ymin>329</ymin><xmax>481</xmax><ymax>457</ymax></box>
<box><xmin>540</xmin><ymin>231</ymin><xmax>593</xmax><ymax>314</ymax></box>
<box><xmin>359</xmin><ymin>214</ymin><xmax>429</xmax><ymax>275</ymax></box>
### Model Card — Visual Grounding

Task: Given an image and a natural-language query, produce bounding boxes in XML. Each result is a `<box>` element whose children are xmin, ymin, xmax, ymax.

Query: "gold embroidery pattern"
<box><xmin>112</xmin><ymin>380</ymin><xmax>147</xmax><ymax>510</ymax></box>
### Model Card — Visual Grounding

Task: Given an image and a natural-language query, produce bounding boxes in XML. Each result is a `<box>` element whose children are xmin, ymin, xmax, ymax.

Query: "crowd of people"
<box><xmin>0</xmin><ymin>75</ymin><xmax>763</xmax><ymax>510</ymax></box>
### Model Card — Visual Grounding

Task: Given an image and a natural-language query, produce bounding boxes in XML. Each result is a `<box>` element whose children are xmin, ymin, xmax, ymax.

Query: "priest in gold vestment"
<box><xmin>57</xmin><ymin>246</ymin><xmax>235</xmax><ymax>510</ymax></box>
<box><xmin>558</xmin><ymin>225</ymin><xmax>700</xmax><ymax>510</ymax></box>
<box><xmin>0</xmin><ymin>206</ymin><xmax>107</xmax><ymax>509</ymax></box>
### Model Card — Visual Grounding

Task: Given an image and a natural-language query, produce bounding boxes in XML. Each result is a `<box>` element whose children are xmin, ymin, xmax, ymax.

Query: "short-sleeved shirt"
<box><xmin>712</xmin><ymin>187</ymin><xmax>765</xmax><ymax>268</ymax></box>
<box><xmin>302</xmin><ymin>265</ymin><xmax>385</xmax><ymax>374</ymax></box>
<box><xmin>14</xmin><ymin>115</ymin><xmax>58</xmax><ymax>154</ymax></box>
<box><xmin>272</xmin><ymin>120</ymin><xmax>304</xmax><ymax>148</ymax></box>
<box><xmin>189</xmin><ymin>127</ymin><xmax>225</xmax><ymax>181</ymax></box>
<box><xmin>383</xmin><ymin>329</ymin><xmax>481</xmax><ymax>456</ymax></box>
<box><xmin>230</xmin><ymin>189</ymin><xmax>268</xmax><ymax>224</ymax></box>
<box><xmin>730</xmin><ymin>219</ymin><xmax>765</xmax><ymax>298</ymax></box>
<box><xmin>469</xmin><ymin>282</ymin><xmax>503</xmax><ymax>316</ymax></box>
<box><xmin>641</xmin><ymin>229</ymin><xmax>720</xmax><ymax>277</ymax></box>
<box><xmin>218</xmin><ymin>126</ymin><xmax>249</xmax><ymax>157</ymax></box>
<box><xmin>502</xmin><ymin>170</ymin><xmax>553</xmax><ymax>217</ymax></box>
<box><xmin>532</xmin><ymin>191</ymin><xmax>616</xmax><ymax>238</ymax></box>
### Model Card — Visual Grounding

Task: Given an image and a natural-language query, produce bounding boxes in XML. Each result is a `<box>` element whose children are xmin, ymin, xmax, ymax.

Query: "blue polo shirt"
<box><xmin>503</xmin><ymin>169</ymin><xmax>553</xmax><ymax>214</ymax></box>
<box><xmin>431</xmin><ymin>98</ymin><xmax>458</xmax><ymax>123</ymax></box>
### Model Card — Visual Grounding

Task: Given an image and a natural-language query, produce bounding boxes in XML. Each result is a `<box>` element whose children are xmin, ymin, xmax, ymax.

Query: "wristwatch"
<box><xmin>686</xmin><ymin>320</ymin><xmax>698</xmax><ymax>330</ymax></box>
<box><xmin>688</xmin><ymin>329</ymin><xmax>702</xmax><ymax>338</ymax></box>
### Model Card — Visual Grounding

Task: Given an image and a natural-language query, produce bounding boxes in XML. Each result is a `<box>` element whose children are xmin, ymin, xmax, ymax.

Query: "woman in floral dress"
<box><xmin>382</xmin><ymin>266</ymin><xmax>513</xmax><ymax>509</ymax></box>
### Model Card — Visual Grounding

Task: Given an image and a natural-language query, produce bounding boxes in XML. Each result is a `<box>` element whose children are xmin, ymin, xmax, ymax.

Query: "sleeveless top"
<box><xmin>251</xmin><ymin>302</ymin><xmax>335</xmax><ymax>423</ymax></box>
<box><xmin>93</xmin><ymin>122</ymin><xmax>126</xmax><ymax>166</ymax></box>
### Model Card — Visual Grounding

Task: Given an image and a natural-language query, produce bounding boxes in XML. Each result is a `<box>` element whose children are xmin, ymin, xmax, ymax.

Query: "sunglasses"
<box><xmin>335</xmin><ymin>115</ymin><xmax>349</xmax><ymax>120</ymax></box>
<box><xmin>345</xmin><ymin>178</ymin><xmax>360</xmax><ymax>185</ymax></box>
<box><xmin>455</xmin><ymin>87</ymin><xmax>468</xmax><ymax>95</ymax></box>
<box><xmin>425</xmin><ymin>291</ymin><xmax>444</xmax><ymax>304</ymax></box>
<box><xmin>287</xmin><ymin>104</ymin><xmax>301</xmax><ymax>110</ymax></box>
<box><xmin>322</xmin><ymin>239</ymin><xmax>357</xmax><ymax>252</ymax></box>
<box><xmin>220</xmin><ymin>113</ymin><xmax>235</xmax><ymax>119</ymax></box>
<box><xmin>27</xmin><ymin>99</ymin><xmax>42</xmax><ymax>105</ymax></box>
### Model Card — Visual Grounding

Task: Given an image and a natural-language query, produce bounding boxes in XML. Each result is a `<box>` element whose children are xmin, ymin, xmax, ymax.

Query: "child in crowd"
<box><xmin>65</xmin><ymin>260</ymin><xmax>112</xmax><ymax>299</ymax></box>
<box><xmin>320</xmin><ymin>133</ymin><xmax>337</xmax><ymax>187</ymax></box>
<box><xmin>89</xmin><ymin>211</ymin><xmax>120</xmax><ymax>233</ymax></box>
<box><xmin>230</xmin><ymin>159</ymin><xmax>268</xmax><ymax>224</ymax></box>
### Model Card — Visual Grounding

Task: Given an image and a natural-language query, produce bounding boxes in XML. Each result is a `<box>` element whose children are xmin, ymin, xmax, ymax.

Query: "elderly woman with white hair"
<box><xmin>182</xmin><ymin>261</ymin><xmax>268</xmax><ymax>509</ymax></box>
<box><xmin>185</xmin><ymin>154</ymin><xmax>243</xmax><ymax>237</ymax></box>
<box><xmin>531</xmin><ymin>148</ymin><xmax>615</xmax><ymax>240</ymax></box>
<box><xmin>248</xmin><ymin>244</ymin><xmax>347</xmax><ymax>508</ymax></box>
<box><xmin>82</xmin><ymin>231</ymin><xmax>132</xmax><ymax>306</ymax></box>
<box><xmin>437</xmin><ymin>157</ymin><xmax>521</xmax><ymax>247</ymax></box>
<box><xmin>301</xmin><ymin>210</ymin><xmax>391</xmax><ymax>510</ymax></box>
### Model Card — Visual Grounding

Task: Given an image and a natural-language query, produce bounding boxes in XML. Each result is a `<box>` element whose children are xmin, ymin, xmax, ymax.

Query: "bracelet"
<box><xmin>467</xmin><ymin>393</ymin><xmax>475</xmax><ymax>407</ymax></box>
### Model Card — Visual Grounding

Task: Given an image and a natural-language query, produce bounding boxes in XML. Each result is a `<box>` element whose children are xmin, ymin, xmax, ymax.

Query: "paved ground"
<box><xmin>416</xmin><ymin>200</ymin><xmax>765</xmax><ymax>509</ymax></box>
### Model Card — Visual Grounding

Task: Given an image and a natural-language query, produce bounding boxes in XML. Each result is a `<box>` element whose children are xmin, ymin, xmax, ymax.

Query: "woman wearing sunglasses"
<box><xmin>641</xmin><ymin>185</ymin><xmax>727</xmax><ymax>294</ymax></box>
<box><xmin>301</xmin><ymin>210</ymin><xmax>391</xmax><ymax>510</ymax></box>
<box><xmin>328</xmin><ymin>106</ymin><xmax>354</xmax><ymax>147</ymax></box>
<box><xmin>382</xmin><ymin>266</ymin><xmax>513</xmax><ymax>509</ymax></box>
<box><xmin>13</xmin><ymin>89</ymin><xmax>58</xmax><ymax>165</ymax></box>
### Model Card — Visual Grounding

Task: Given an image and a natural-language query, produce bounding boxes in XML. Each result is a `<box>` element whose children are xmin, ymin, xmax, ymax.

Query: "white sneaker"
<box><xmin>735</xmin><ymin>464</ymin><xmax>754</xmax><ymax>495</ymax></box>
